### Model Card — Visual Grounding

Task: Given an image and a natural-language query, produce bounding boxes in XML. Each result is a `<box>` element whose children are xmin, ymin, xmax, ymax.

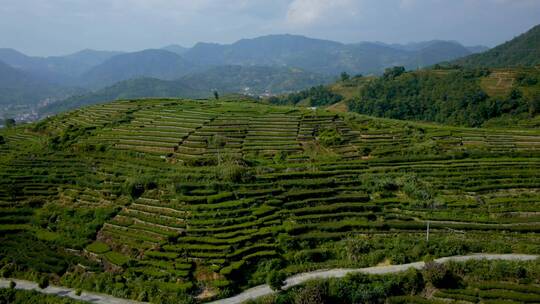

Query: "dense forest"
<box><xmin>348</xmin><ymin>67</ymin><xmax>539</xmax><ymax>127</ymax></box>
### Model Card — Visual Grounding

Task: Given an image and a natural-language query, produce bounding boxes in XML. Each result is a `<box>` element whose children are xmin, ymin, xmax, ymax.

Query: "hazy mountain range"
<box><xmin>0</xmin><ymin>34</ymin><xmax>491</xmax><ymax>119</ymax></box>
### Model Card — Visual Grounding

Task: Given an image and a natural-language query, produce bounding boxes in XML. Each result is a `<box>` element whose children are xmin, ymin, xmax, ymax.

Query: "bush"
<box><xmin>423</xmin><ymin>262</ymin><xmax>460</xmax><ymax>288</ymax></box>
<box><xmin>38</xmin><ymin>276</ymin><xmax>49</xmax><ymax>289</ymax></box>
<box><xmin>267</xmin><ymin>271</ymin><xmax>287</xmax><ymax>291</ymax></box>
<box><xmin>9</xmin><ymin>281</ymin><xmax>15</xmax><ymax>289</ymax></box>
<box><xmin>294</xmin><ymin>281</ymin><xmax>328</xmax><ymax>304</ymax></box>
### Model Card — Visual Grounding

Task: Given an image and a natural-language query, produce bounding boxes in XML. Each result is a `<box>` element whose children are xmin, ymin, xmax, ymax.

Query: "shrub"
<box><xmin>38</xmin><ymin>276</ymin><xmax>49</xmax><ymax>289</ymax></box>
<box><xmin>0</xmin><ymin>135</ymin><xmax>5</xmax><ymax>145</ymax></box>
<box><xmin>318</xmin><ymin>128</ymin><xmax>344</xmax><ymax>147</ymax></box>
<box><xmin>267</xmin><ymin>271</ymin><xmax>287</xmax><ymax>291</ymax></box>
<box><xmin>423</xmin><ymin>262</ymin><xmax>460</xmax><ymax>288</ymax></box>
<box><xmin>294</xmin><ymin>281</ymin><xmax>328</xmax><ymax>304</ymax></box>
<box><xmin>9</xmin><ymin>281</ymin><xmax>15</xmax><ymax>289</ymax></box>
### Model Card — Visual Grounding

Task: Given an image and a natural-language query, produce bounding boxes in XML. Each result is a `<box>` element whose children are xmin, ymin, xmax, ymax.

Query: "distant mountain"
<box><xmin>161</xmin><ymin>44</ymin><xmax>189</xmax><ymax>55</ymax></box>
<box><xmin>0</xmin><ymin>60</ymin><xmax>80</xmax><ymax>118</ymax></box>
<box><xmin>0</xmin><ymin>48</ymin><xmax>121</xmax><ymax>83</ymax></box>
<box><xmin>79</xmin><ymin>49</ymin><xmax>196</xmax><ymax>89</ymax></box>
<box><xmin>453</xmin><ymin>24</ymin><xmax>540</xmax><ymax>67</ymax></box>
<box><xmin>406</xmin><ymin>41</ymin><xmax>472</xmax><ymax>68</ymax></box>
<box><xmin>41</xmin><ymin>65</ymin><xmax>330</xmax><ymax>115</ymax></box>
<box><xmin>182</xmin><ymin>34</ymin><xmax>474</xmax><ymax>76</ymax></box>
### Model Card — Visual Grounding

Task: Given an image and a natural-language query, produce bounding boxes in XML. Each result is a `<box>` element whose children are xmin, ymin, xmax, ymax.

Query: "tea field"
<box><xmin>0</xmin><ymin>98</ymin><xmax>539</xmax><ymax>303</ymax></box>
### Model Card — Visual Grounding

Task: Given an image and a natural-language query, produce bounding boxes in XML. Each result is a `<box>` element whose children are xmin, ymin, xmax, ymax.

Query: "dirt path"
<box><xmin>208</xmin><ymin>253</ymin><xmax>538</xmax><ymax>304</ymax></box>
<box><xmin>0</xmin><ymin>278</ymin><xmax>143</xmax><ymax>304</ymax></box>
<box><xmin>0</xmin><ymin>254</ymin><xmax>537</xmax><ymax>304</ymax></box>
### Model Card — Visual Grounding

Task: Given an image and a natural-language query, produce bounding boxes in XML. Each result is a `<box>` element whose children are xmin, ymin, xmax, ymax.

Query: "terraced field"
<box><xmin>0</xmin><ymin>98</ymin><xmax>539</xmax><ymax>303</ymax></box>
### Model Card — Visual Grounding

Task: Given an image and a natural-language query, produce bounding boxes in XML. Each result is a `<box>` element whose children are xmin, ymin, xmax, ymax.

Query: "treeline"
<box><xmin>349</xmin><ymin>66</ymin><xmax>539</xmax><ymax>127</ymax></box>
<box><xmin>268</xmin><ymin>85</ymin><xmax>343</xmax><ymax>107</ymax></box>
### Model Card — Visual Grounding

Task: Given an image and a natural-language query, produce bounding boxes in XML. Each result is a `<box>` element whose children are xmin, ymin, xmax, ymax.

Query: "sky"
<box><xmin>1</xmin><ymin>0</ymin><xmax>539</xmax><ymax>56</ymax></box>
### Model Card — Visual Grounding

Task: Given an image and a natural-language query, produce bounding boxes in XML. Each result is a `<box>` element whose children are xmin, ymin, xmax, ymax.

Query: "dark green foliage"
<box><xmin>349</xmin><ymin>69</ymin><xmax>533</xmax><ymax>127</ymax></box>
<box><xmin>423</xmin><ymin>262</ymin><xmax>460</xmax><ymax>288</ymax></box>
<box><xmin>318</xmin><ymin>128</ymin><xmax>344</xmax><ymax>147</ymax></box>
<box><xmin>340</xmin><ymin>72</ymin><xmax>350</xmax><ymax>82</ymax></box>
<box><xmin>9</xmin><ymin>281</ymin><xmax>16</xmax><ymax>289</ymax></box>
<box><xmin>383</xmin><ymin>66</ymin><xmax>406</xmax><ymax>80</ymax></box>
<box><xmin>214</xmin><ymin>90</ymin><xmax>220</xmax><ymax>100</ymax></box>
<box><xmin>38</xmin><ymin>276</ymin><xmax>49</xmax><ymax>289</ymax></box>
<box><xmin>267</xmin><ymin>271</ymin><xmax>287</xmax><ymax>291</ymax></box>
<box><xmin>35</xmin><ymin>204</ymin><xmax>118</xmax><ymax>249</ymax></box>
<box><xmin>0</xmin><ymin>135</ymin><xmax>5</xmax><ymax>145</ymax></box>
<box><xmin>3</xmin><ymin>118</ymin><xmax>15</xmax><ymax>128</ymax></box>
<box><xmin>268</xmin><ymin>85</ymin><xmax>343</xmax><ymax>107</ymax></box>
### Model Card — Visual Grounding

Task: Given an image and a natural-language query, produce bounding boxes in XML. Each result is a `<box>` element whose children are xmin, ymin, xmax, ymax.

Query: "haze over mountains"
<box><xmin>0</xmin><ymin>33</ymin><xmax>496</xmax><ymax>119</ymax></box>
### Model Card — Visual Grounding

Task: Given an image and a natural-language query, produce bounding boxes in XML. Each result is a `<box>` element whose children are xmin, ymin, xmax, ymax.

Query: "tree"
<box><xmin>267</xmin><ymin>271</ymin><xmax>287</xmax><ymax>291</ymax></box>
<box><xmin>3</xmin><ymin>118</ymin><xmax>15</xmax><ymax>128</ymax></box>
<box><xmin>383</xmin><ymin>66</ymin><xmax>406</xmax><ymax>79</ymax></box>
<box><xmin>0</xmin><ymin>135</ymin><xmax>5</xmax><ymax>145</ymax></box>
<box><xmin>340</xmin><ymin>72</ymin><xmax>350</xmax><ymax>82</ymax></box>
<box><xmin>213</xmin><ymin>90</ymin><xmax>220</xmax><ymax>100</ymax></box>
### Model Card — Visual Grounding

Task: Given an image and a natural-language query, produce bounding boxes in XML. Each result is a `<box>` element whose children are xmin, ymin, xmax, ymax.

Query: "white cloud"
<box><xmin>285</xmin><ymin>0</ymin><xmax>359</xmax><ymax>27</ymax></box>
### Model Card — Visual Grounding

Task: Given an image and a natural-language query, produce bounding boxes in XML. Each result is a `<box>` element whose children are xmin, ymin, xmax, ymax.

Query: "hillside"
<box><xmin>1</xmin><ymin>98</ymin><xmax>539</xmax><ymax>303</ymax></box>
<box><xmin>272</xmin><ymin>66</ymin><xmax>540</xmax><ymax>128</ymax></box>
<box><xmin>453</xmin><ymin>24</ymin><xmax>540</xmax><ymax>68</ymax></box>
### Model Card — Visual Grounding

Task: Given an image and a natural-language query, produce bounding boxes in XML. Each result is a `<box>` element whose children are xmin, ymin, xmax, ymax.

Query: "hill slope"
<box><xmin>453</xmin><ymin>24</ymin><xmax>540</xmax><ymax>67</ymax></box>
<box><xmin>1</xmin><ymin>98</ymin><xmax>539</xmax><ymax>302</ymax></box>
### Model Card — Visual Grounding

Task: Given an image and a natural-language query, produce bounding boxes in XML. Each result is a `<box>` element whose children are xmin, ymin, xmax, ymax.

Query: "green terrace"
<box><xmin>0</xmin><ymin>98</ymin><xmax>539</xmax><ymax>302</ymax></box>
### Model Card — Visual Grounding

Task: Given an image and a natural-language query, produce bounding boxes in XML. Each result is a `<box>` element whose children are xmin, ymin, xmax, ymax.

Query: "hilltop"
<box><xmin>452</xmin><ymin>24</ymin><xmax>540</xmax><ymax>68</ymax></box>
<box><xmin>1</xmin><ymin>98</ymin><xmax>539</xmax><ymax>302</ymax></box>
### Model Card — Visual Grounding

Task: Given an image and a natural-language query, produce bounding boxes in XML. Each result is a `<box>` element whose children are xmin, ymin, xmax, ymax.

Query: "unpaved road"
<box><xmin>208</xmin><ymin>253</ymin><xmax>538</xmax><ymax>304</ymax></box>
<box><xmin>0</xmin><ymin>278</ymin><xmax>143</xmax><ymax>304</ymax></box>
<box><xmin>0</xmin><ymin>254</ymin><xmax>537</xmax><ymax>304</ymax></box>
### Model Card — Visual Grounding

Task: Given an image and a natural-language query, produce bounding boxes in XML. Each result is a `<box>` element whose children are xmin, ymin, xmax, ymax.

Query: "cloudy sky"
<box><xmin>1</xmin><ymin>0</ymin><xmax>539</xmax><ymax>56</ymax></box>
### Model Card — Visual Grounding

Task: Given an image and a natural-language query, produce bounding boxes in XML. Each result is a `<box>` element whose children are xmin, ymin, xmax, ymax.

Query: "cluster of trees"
<box><xmin>268</xmin><ymin>85</ymin><xmax>343</xmax><ymax>107</ymax></box>
<box><xmin>349</xmin><ymin>67</ymin><xmax>537</xmax><ymax>127</ymax></box>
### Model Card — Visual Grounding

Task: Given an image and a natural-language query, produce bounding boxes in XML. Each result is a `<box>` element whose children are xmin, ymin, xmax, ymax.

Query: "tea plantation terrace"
<box><xmin>0</xmin><ymin>98</ymin><xmax>539</xmax><ymax>302</ymax></box>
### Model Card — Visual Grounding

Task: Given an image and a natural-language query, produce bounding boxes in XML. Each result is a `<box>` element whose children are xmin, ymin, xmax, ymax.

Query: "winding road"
<box><xmin>0</xmin><ymin>254</ymin><xmax>537</xmax><ymax>304</ymax></box>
